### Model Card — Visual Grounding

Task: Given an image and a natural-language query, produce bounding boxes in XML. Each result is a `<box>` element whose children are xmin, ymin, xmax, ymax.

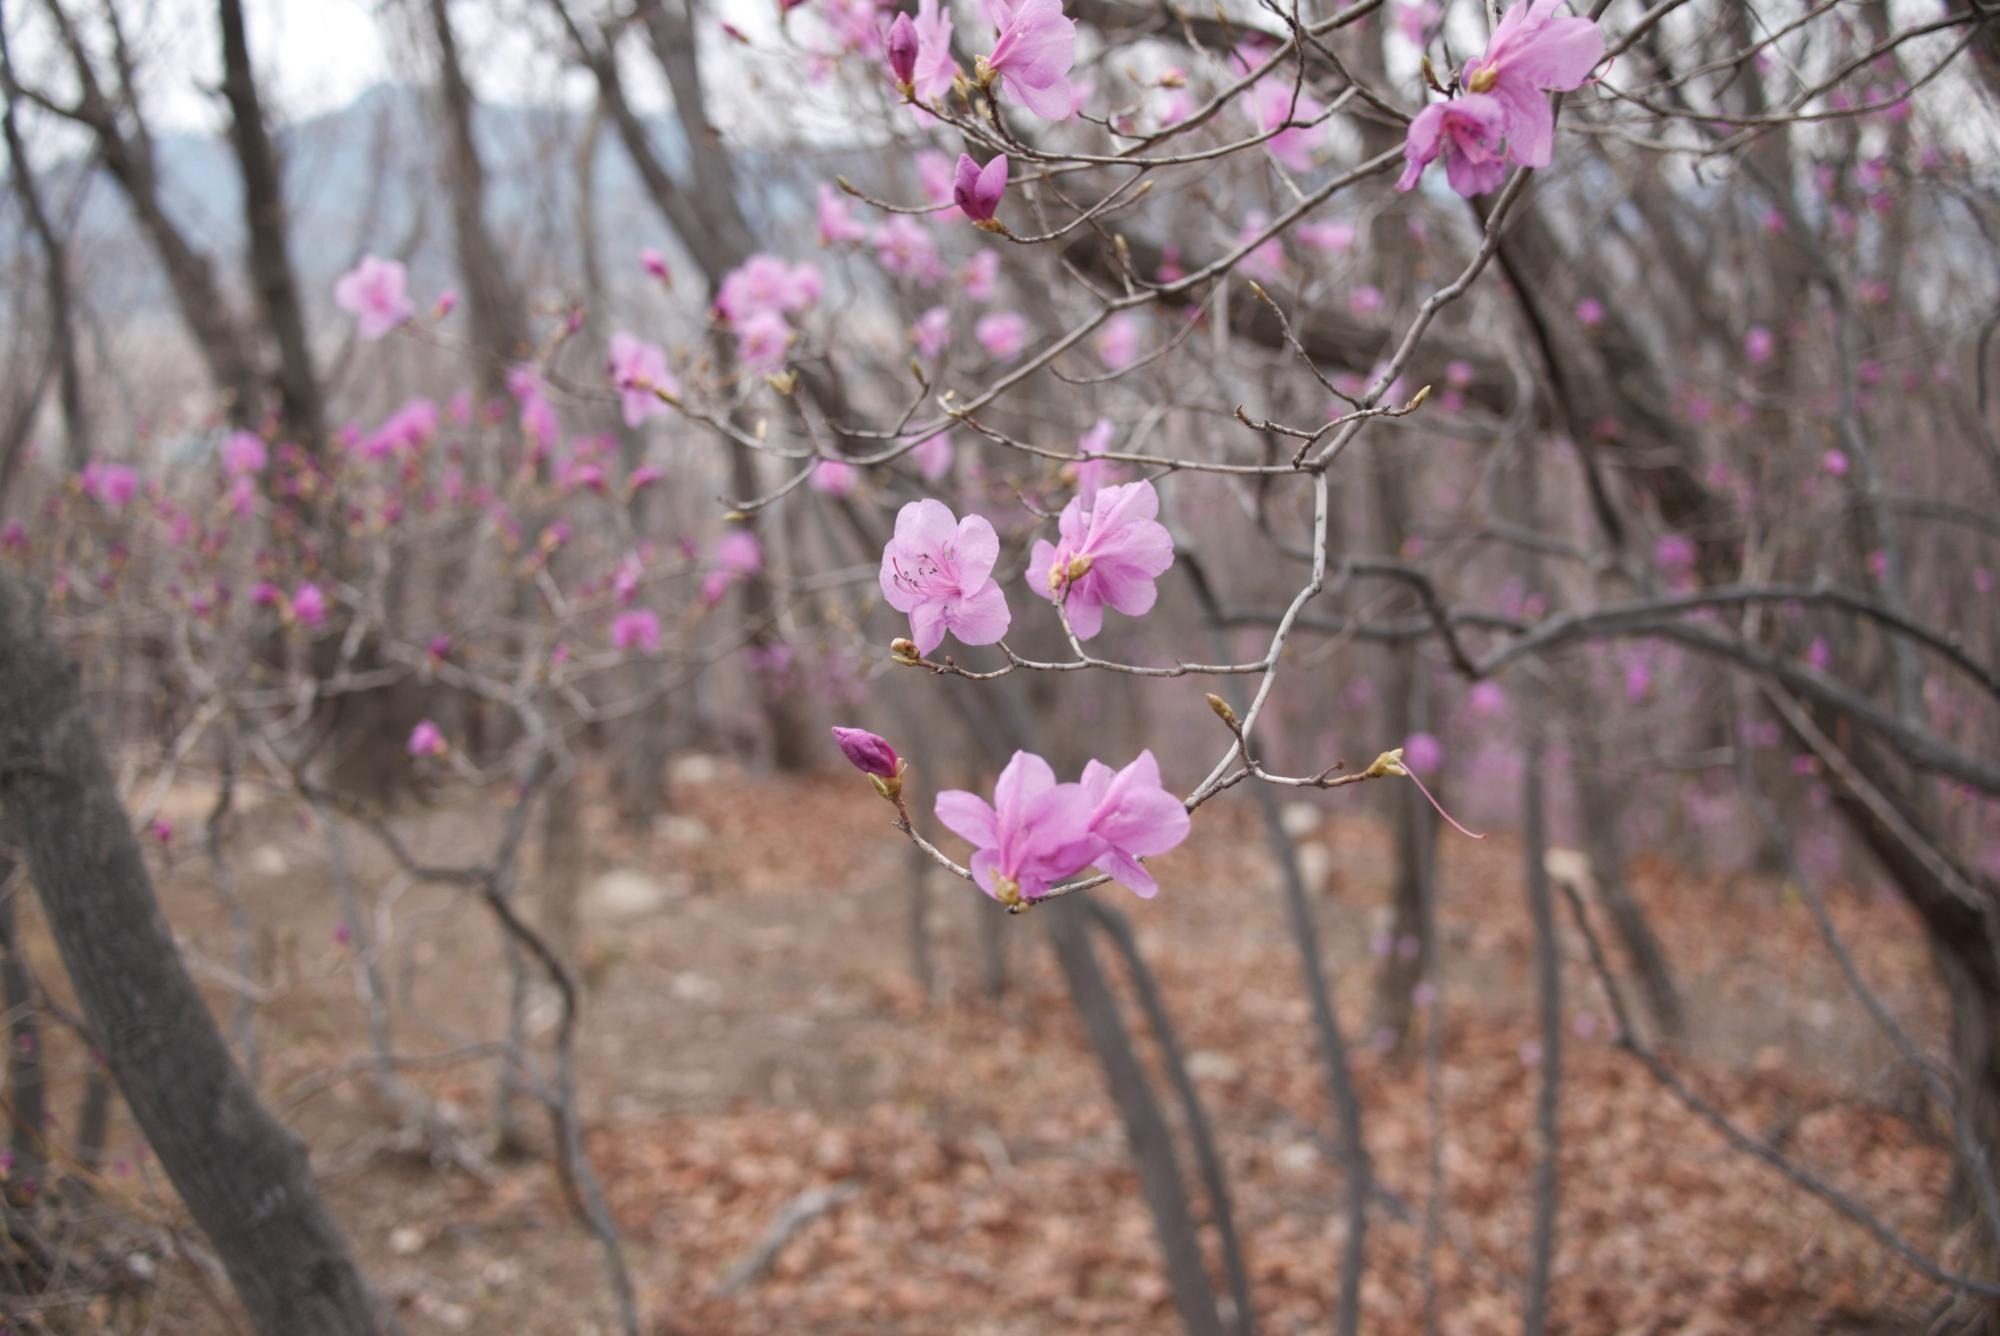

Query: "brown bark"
<box><xmin>0</xmin><ymin>571</ymin><xmax>386</xmax><ymax>1335</ymax></box>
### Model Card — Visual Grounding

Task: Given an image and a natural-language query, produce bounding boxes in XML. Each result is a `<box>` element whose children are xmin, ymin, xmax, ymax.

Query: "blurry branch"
<box><xmin>713</xmin><ymin>1180</ymin><xmax>860</xmax><ymax>1298</ymax></box>
<box><xmin>0</xmin><ymin>16</ymin><xmax>89</xmax><ymax>476</ymax></box>
<box><xmin>1520</xmin><ymin>730</ymin><xmax>1561</xmax><ymax>1336</ymax></box>
<box><xmin>25</xmin><ymin>0</ymin><xmax>264</xmax><ymax>428</ymax></box>
<box><xmin>1560</xmin><ymin>876</ymin><xmax>2000</xmax><ymax>1302</ymax></box>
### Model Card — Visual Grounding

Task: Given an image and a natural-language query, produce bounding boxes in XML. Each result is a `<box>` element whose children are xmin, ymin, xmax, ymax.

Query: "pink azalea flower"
<box><xmin>223</xmin><ymin>431</ymin><xmax>268</xmax><ymax>476</ymax></box>
<box><xmin>150</xmin><ymin>817</ymin><xmax>175</xmax><ymax>845</ymax></box>
<box><xmin>916</xmin><ymin>150</ymin><xmax>964</xmax><ymax>223</ymax></box>
<box><xmin>873</xmin><ymin>217</ymin><xmax>946</xmax><ymax>284</ymax></box>
<box><xmin>912</xmin><ymin>306</ymin><xmax>952</xmax><ymax>359</ymax></box>
<box><xmin>0</xmin><ymin>520</ymin><xmax>26</xmax><ymax>554</ymax></box>
<box><xmin>1297</xmin><ymin>220</ymin><xmax>1356</xmax><ymax>251</ymax></box>
<box><xmin>935</xmin><ymin>750</ymin><xmax>1102</xmax><ymax>904</ymax></box>
<box><xmin>1237</xmin><ymin>211</ymin><xmax>1287</xmax><ymax>281</ymax></box>
<box><xmin>1576</xmin><ymin>296</ymin><xmax>1604</xmax><ymax>327</ymax></box>
<box><xmin>628</xmin><ymin>464</ymin><xmax>666</xmax><ymax>493</ymax></box>
<box><xmin>80</xmin><ymin>460</ymin><xmax>140</xmax><ymax>510</ymax></box>
<box><xmin>1403</xmin><ymin>731</ymin><xmax>1443</xmax><ymax>771</ymax></box>
<box><xmin>1350</xmin><ymin>285</ymin><xmax>1385</xmax><ymax>316</ymax></box>
<box><xmin>975</xmin><ymin>311</ymin><xmax>1029</xmax><ymax>359</ymax></box>
<box><xmin>608</xmin><ymin>333</ymin><xmax>673</xmax><ymax>427</ymax></box>
<box><xmin>1079</xmin><ymin>749</ymin><xmax>1190</xmax><ymax>897</ymax></box>
<box><xmin>291</xmin><ymin>582</ymin><xmax>328</xmax><ymax>628</ymax></box>
<box><xmin>1822</xmin><ymin>449</ymin><xmax>1849</xmax><ymax>477</ymax></box>
<box><xmin>716</xmin><ymin>254</ymin><xmax>821</xmax><ymax>322</ymax></box>
<box><xmin>1461</xmin><ymin>0</ymin><xmax>1605</xmax><ymax>169</ymax></box>
<box><xmin>1744</xmin><ymin>325</ymin><xmax>1775</xmax><ymax>365</ymax></box>
<box><xmin>1467</xmin><ymin>680</ymin><xmax>1507</xmax><ymax>715</ymax></box>
<box><xmin>1026</xmin><ymin>479</ymin><xmax>1174</xmax><ymax>640</ymax></box>
<box><xmin>911</xmin><ymin>432</ymin><xmax>954</xmax><ymax>481</ymax></box>
<box><xmin>1397</xmin><ymin>93</ymin><xmax>1509</xmax><ymax>195</ymax></box>
<box><xmin>1250</xmin><ymin>79</ymin><xmax>1324</xmax><ymax>172</ymax></box>
<box><xmin>716</xmin><ymin>529</ymin><xmax>763</xmax><ymax>575</ymax></box>
<box><xmin>810</xmin><ymin>458</ymin><xmax>857</xmax><ymax>497</ymax></box>
<box><xmin>831</xmin><ymin>726</ymin><xmax>900</xmax><ymax>778</ymax></box>
<box><xmin>1094</xmin><ymin>315</ymin><xmax>1141</xmax><ymax>370</ymax></box>
<box><xmin>736</xmin><ymin>310</ymin><xmax>793</xmax><ymax>372</ymax></box>
<box><xmin>879</xmin><ymin>498</ymin><xmax>1011</xmax><ymax>654</ymax></box>
<box><xmin>611</xmin><ymin>608</ymin><xmax>662</xmax><ymax>653</ymax></box>
<box><xmin>981</xmin><ymin>0</ymin><xmax>1078</xmax><ymax>120</ymax></box>
<box><xmin>960</xmin><ymin>249</ymin><xmax>1001</xmax><ymax>300</ymax></box>
<box><xmin>641</xmin><ymin>247</ymin><xmax>671</xmax><ymax>282</ymax></box>
<box><xmin>333</xmin><ymin>256</ymin><xmax>415</xmax><ymax>340</ymax></box>
<box><xmin>817</xmin><ymin>183</ymin><xmax>868</xmax><ymax>245</ymax></box>
<box><xmin>1396</xmin><ymin>1</ymin><xmax>1441</xmax><ymax>46</ymax></box>
<box><xmin>407</xmin><ymin>720</ymin><xmax>447</xmax><ymax>758</ymax></box>
<box><xmin>912</xmin><ymin>0</ymin><xmax>959</xmax><ymax>101</ymax></box>
<box><xmin>1072</xmin><ymin>417</ymin><xmax>1123</xmax><ymax>510</ymax></box>
<box><xmin>953</xmin><ymin>153</ymin><xmax>1009</xmax><ymax>223</ymax></box>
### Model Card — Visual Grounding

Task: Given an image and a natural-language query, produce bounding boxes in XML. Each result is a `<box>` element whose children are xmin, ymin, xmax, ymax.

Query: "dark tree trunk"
<box><xmin>428</xmin><ymin>0</ymin><xmax>531</xmax><ymax>399</ymax></box>
<box><xmin>0</xmin><ymin>20</ymin><xmax>89</xmax><ymax>472</ymax></box>
<box><xmin>0</xmin><ymin>855</ymin><xmax>47</xmax><ymax>1189</ymax></box>
<box><xmin>0</xmin><ymin>573</ymin><xmax>386</xmax><ymax>1335</ymax></box>
<box><xmin>217</xmin><ymin>0</ymin><xmax>323</xmax><ymax>448</ymax></box>
<box><xmin>1046</xmin><ymin>903</ymin><xmax>1224</xmax><ymax>1336</ymax></box>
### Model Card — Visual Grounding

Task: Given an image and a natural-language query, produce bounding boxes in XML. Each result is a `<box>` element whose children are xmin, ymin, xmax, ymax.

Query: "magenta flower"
<box><xmin>817</xmin><ymin>183</ymin><xmax>868</xmax><ymax>245</ymax></box>
<box><xmin>1461</xmin><ymin>0</ymin><xmax>1605</xmax><ymax>169</ymax></box>
<box><xmin>980</xmin><ymin>0</ymin><xmax>1078</xmax><ymax>121</ymax></box>
<box><xmin>831</xmin><ymin>725</ymin><xmax>900</xmax><ymax>779</ymax></box>
<box><xmin>612</xmin><ymin>608</ymin><xmax>662</xmax><ymax>653</ymax></box>
<box><xmin>953</xmin><ymin>153</ymin><xmax>1009</xmax><ymax>224</ymax></box>
<box><xmin>736</xmin><ymin>310</ymin><xmax>793</xmax><ymax>372</ymax></box>
<box><xmin>222</xmin><ymin>431</ymin><xmax>268</xmax><ymax>476</ymax></box>
<box><xmin>333</xmin><ymin>256</ymin><xmax>414</xmax><ymax>340</ymax></box>
<box><xmin>1576</xmin><ymin>297</ymin><xmax>1604</xmax><ymax>327</ymax></box>
<box><xmin>1071</xmin><ymin>417</ymin><xmax>1123</xmax><ymax>510</ymax></box>
<box><xmin>1822</xmin><ymin>449</ymin><xmax>1850</xmax><ymax>477</ymax></box>
<box><xmin>885</xmin><ymin>11</ymin><xmax>919</xmax><ymax>88</ymax></box>
<box><xmin>433</xmin><ymin>289</ymin><xmax>458</xmax><ymax>319</ymax></box>
<box><xmin>80</xmin><ymin>460</ymin><xmax>140</xmax><ymax>510</ymax></box>
<box><xmin>1396</xmin><ymin>93</ymin><xmax>1508</xmax><ymax>196</ymax></box>
<box><xmin>959</xmin><ymin>249</ymin><xmax>1000</xmax><ymax>300</ymax></box>
<box><xmin>609</xmin><ymin>333</ymin><xmax>673</xmax><ymax>427</ymax></box>
<box><xmin>1094</xmin><ymin>315</ymin><xmax>1141</xmax><ymax>370</ymax></box>
<box><xmin>641</xmin><ymin>248</ymin><xmax>671</xmax><ymax>282</ymax></box>
<box><xmin>1298</xmin><ymin>220</ymin><xmax>1356</xmax><ymax>252</ymax></box>
<box><xmin>873</xmin><ymin>217</ymin><xmax>946</xmax><ymax>285</ymax></box>
<box><xmin>716</xmin><ymin>529</ymin><xmax>763</xmax><ymax>575</ymax></box>
<box><xmin>911</xmin><ymin>432</ymin><xmax>954</xmax><ymax>482</ymax></box>
<box><xmin>879</xmin><ymin>498</ymin><xmax>1011</xmax><ymax>655</ymax></box>
<box><xmin>1744</xmin><ymin>325</ymin><xmax>1775</xmax><ymax>365</ymax></box>
<box><xmin>150</xmin><ymin>817</ymin><xmax>174</xmax><ymax>846</ymax></box>
<box><xmin>291</xmin><ymin>582</ymin><xmax>328</xmax><ymax>628</ymax></box>
<box><xmin>716</xmin><ymin>254</ymin><xmax>821</xmax><ymax>322</ymax></box>
<box><xmin>912</xmin><ymin>0</ymin><xmax>959</xmax><ymax>101</ymax></box>
<box><xmin>810</xmin><ymin>458</ymin><xmax>857</xmax><ymax>497</ymax></box>
<box><xmin>975</xmin><ymin>311</ymin><xmax>1029</xmax><ymax>359</ymax></box>
<box><xmin>408</xmin><ymin>720</ymin><xmax>448</xmax><ymax>758</ymax></box>
<box><xmin>1403</xmin><ymin>731</ymin><xmax>1443</xmax><ymax>772</ymax></box>
<box><xmin>1026</xmin><ymin>479</ymin><xmax>1174</xmax><ymax>640</ymax></box>
<box><xmin>917</xmin><ymin>150</ymin><xmax>964</xmax><ymax>222</ymax></box>
<box><xmin>935</xmin><ymin>751</ymin><xmax>1103</xmax><ymax>905</ymax></box>
<box><xmin>1249</xmin><ymin>79</ymin><xmax>1324</xmax><ymax>172</ymax></box>
<box><xmin>1079</xmin><ymin>750</ymin><xmax>1190</xmax><ymax>898</ymax></box>
<box><xmin>911</xmin><ymin>305</ymin><xmax>951</xmax><ymax>359</ymax></box>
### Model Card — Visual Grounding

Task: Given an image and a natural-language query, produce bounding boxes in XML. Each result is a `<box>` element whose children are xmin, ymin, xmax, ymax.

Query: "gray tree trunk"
<box><xmin>0</xmin><ymin>572</ymin><xmax>386</xmax><ymax>1335</ymax></box>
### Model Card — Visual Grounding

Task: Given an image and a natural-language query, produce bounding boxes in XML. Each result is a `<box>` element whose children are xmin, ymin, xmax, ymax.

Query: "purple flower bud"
<box><xmin>952</xmin><ymin>153</ymin><xmax>1009</xmax><ymax>223</ymax></box>
<box><xmin>832</xmin><ymin>726</ymin><xmax>900</xmax><ymax>779</ymax></box>
<box><xmin>885</xmin><ymin>13</ymin><xmax>919</xmax><ymax>88</ymax></box>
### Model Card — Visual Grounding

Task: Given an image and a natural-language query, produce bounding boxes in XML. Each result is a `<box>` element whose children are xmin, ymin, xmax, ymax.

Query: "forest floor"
<box><xmin>12</xmin><ymin>757</ymin><xmax>1972</xmax><ymax>1334</ymax></box>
